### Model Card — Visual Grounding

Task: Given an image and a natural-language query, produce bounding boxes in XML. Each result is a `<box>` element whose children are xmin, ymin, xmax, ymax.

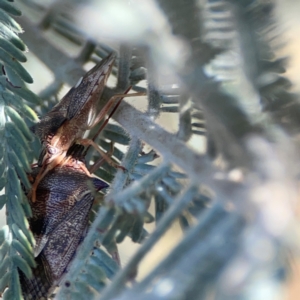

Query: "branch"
<box><xmin>18</xmin><ymin>15</ymin><xmax>85</xmax><ymax>85</ymax></box>
<box><xmin>113</xmin><ymin>101</ymin><xmax>212</xmax><ymax>180</ymax></box>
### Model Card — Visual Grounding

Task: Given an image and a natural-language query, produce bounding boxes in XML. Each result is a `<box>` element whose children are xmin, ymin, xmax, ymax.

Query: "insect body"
<box><xmin>20</xmin><ymin>53</ymin><xmax>134</xmax><ymax>298</ymax></box>
<box><xmin>30</xmin><ymin>54</ymin><xmax>116</xmax><ymax>202</ymax></box>
<box><xmin>20</xmin><ymin>145</ymin><xmax>109</xmax><ymax>299</ymax></box>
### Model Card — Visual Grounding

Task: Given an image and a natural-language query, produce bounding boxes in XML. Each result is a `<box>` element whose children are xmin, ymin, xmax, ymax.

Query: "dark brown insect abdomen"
<box><xmin>20</xmin><ymin>156</ymin><xmax>108</xmax><ymax>299</ymax></box>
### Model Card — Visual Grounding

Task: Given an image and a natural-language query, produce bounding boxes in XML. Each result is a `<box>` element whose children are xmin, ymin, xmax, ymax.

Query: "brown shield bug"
<box><xmin>29</xmin><ymin>53</ymin><xmax>140</xmax><ymax>202</ymax></box>
<box><xmin>20</xmin><ymin>53</ymin><xmax>144</xmax><ymax>298</ymax></box>
<box><xmin>19</xmin><ymin>144</ymin><xmax>109</xmax><ymax>299</ymax></box>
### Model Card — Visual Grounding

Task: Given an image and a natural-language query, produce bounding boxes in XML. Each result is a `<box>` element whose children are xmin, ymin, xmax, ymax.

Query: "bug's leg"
<box><xmin>78</xmin><ymin>162</ymin><xmax>92</xmax><ymax>176</ymax></box>
<box><xmin>83</xmin><ymin>89</ymin><xmax>145</xmax><ymax>157</ymax></box>
<box><xmin>28</xmin><ymin>156</ymin><xmax>64</xmax><ymax>202</ymax></box>
<box><xmin>82</xmin><ymin>90</ymin><xmax>145</xmax><ymax>171</ymax></box>
<box><xmin>88</xmin><ymin>91</ymin><xmax>146</xmax><ymax>131</ymax></box>
<box><xmin>86</xmin><ymin>87</ymin><xmax>132</xmax><ymax>133</ymax></box>
<box><xmin>89</xmin><ymin>142</ymin><xmax>115</xmax><ymax>173</ymax></box>
<box><xmin>27</xmin><ymin>163</ymin><xmax>39</xmax><ymax>185</ymax></box>
<box><xmin>80</xmin><ymin>139</ymin><xmax>125</xmax><ymax>171</ymax></box>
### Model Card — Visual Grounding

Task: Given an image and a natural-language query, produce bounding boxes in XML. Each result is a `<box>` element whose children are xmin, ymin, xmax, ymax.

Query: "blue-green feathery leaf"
<box><xmin>4</xmin><ymin>105</ymin><xmax>32</xmax><ymax>141</ymax></box>
<box><xmin>12</xmin><ymin>255</ymin><xmax>32</xmax><ymax>279</ymax></box>
<box><xmin>0</xmin><ymin>174</ymin><xmax>6</xmax><ymax>190</ymax></box>
<box><xmin>0</xmin><ymin>271</ymin><xmax>10</xmax><ymax>295</ymax></box>
<box><xmin>0</xmin><ymin>9</ymin><xmax>22</xmax><ymax>33</ymax></box>
<box><xmin>94</xmin><ymin>167</ymin><xmax>115</xmax><ymax>183</ymax></box>
<box><xmin>0</xmin><ymin>23</ymin><xmax>25</xmax><ymax>51</ymax></box>
<box><xmin>0</xmin><ymin>1</ymin><xmax>21</xmax><ymax>16</ymax></box>
<box><xmin>0</xmin><ymin>226</ymin><xmax>9</xmax><ymax>246</ymax></box>
<box><xmin>0</xmin><ymin>242</ymin><xmax>9</xmax><ymax>263</ymax></box>
<box><xmin>73</xmin><ymin>281</ymin><xmax>95</xmax><ymax>298</ymax></box>
<box><xmin>84</xmin><ymin>263</ymin><xmax>107</xmax><ymax>281</ymax></box>
<box><xmin>7</xmin><ymin>268</ymin><xmax>22</xmax><ymax>300</ymax></box>
<box><xmin>2</xmin><ymin>90</ymin><xmax>38</xmax><ymax>121</ymax></box>
<box><xmin>0</xmin><ymin>37</ymin><xmax>27</xmax><ymax>62</ymax></box>
<box><xmin>0</xmin><ymin>255</ymin><xmax>9</xmax><ymax>276</ymax></box>
<box><xmin>0</xmin><ymin>194</ymin><xmax>7</xmax><ymax>210</ymax></box>
<box><xmin>90</xmin><ymin>248</ymin><xmax>119</xmax><ymax>280</ymax></box>
<box><xmin>0</xmin><ymin>48</ymin><xmax>32</xmax><ymax>83</ymax></box>
<box><xmin>6</xmin><ymin>121</ymin><xmax>29</xmax><ymax>149</ymax></box>
<box><xmin>4</xmin><ymin>64</ymin><xmax>26</xmax><ymax>88</ymax></box>
<box><xmin>12</xmin><ymin>240</ymin><xmax>36</xmax><ymax>268</ymax></box>
<box><xmin>20</xmin><ymin>194</ymin><xmax>32</xmax><ymax>218</ymax></box>
<box><xmin>6</xmin><ymin>136</ymin><xmax>31</xmax><ymax>172</ymax></box>
<box><xmin>5</xmin><ymin>83</ymin><xmax>41</xmax><ymax>104</ymax></box>
<box><xmin>78</xmin><ymin>272</ymin><xmax>105</xmax><ymax>292</ymax></box>
<box><xmin>0</xmin><ymin>158</ymin><xmax>6</xmax><ymax>177</ymax></box>
<box><xmin>11</xmin><ymin>224</ymin><xmax>34</xmax><ymax>253</ymax></box>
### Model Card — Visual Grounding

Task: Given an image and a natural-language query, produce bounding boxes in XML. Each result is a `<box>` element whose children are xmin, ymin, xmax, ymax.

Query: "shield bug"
<box><xmin>30</xmin><ymin>53</ymin><xmax>144</xmax><ymax>202</ymax></box>
<box><xmin>29</xmin><ymin>53</ymin><xmax>123</xmax><ymax>202</ymax></box>
<box><xmin>19</xmin><ymin>144</ymin><xmax>109</xmax><ymax>299</ymax></box>
<box><xmin>20</xmin><ymin>53</ymin><xmax>144</xmax><ymax>298</ymax></box>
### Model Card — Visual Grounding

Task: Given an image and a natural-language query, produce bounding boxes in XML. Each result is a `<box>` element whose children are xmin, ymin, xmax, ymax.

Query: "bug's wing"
<box><xmin>30</xmin><ymin>188</ymin><xmax>78</xmax><ymax>257</ymax></box>
<box><xmin>65</xmin><ymin>53</ymin><xmax>115</xmax><ymax>121</ymax></box>
<box><xmin>30</xmin><ymin>54</ymin><xmax>115</xmax><ymax>142</ymax></box>
<box><xmin>91</xmin><ymin>177</ymin><xmax>109</xmax><ymax>191</ymax></box>
<box><xmin>21</xmin><ymin>193</ymin><xmax>94</xmax><ymax>300</ymax></box>
<box><xmin>41</xmin><ymin>192</ymin><xmax>94</xmax><ymax>281</ymax></box>
<box><xmin>29</xmin><ymin>165</ymin><xmax>109</xmax><ymax>257</ymax></box>
<box><xmin>34</xmin><ymin>236</ymin><xmax>48</xmax><ymax>258</ymax></box>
